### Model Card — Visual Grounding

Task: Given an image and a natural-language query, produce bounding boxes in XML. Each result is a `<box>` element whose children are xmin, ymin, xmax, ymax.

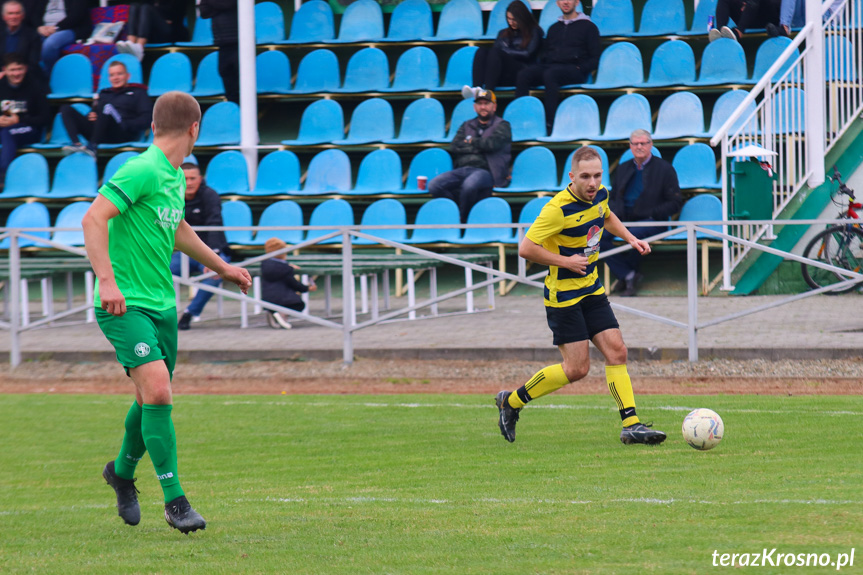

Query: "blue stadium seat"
<box><xmin>652</xmin><ymin>91</ymin><xmax>705</xmax><ymax>139</ymax></box>
<box><xmin>176</xmin><ymin>15</ymin><xmax>213</xmax><ymax>47</ymax></box>
<box><xmin>190</xmin><ymin>52</ymin><xmax>224</xmax><ymax>97</ymax></box>
<box><xmin>679</xmin><ymin>0</ymin><xmax>717</xmax><ymax>34</ymax></box>
<box><xmin>673</xmin><ymin>144</ymin><xmax>720</xmax><ymax>190</ymax></box>
<box><xmin>381</xmin><ymin>47</ymin><xmax>439</xmax><ymax>92</ymax></box>
<box><xmin>595</xmin><ymin>94</ymin><xmax>652</xmax><ymax>140</ymax></box>
<box><xmin>50</xmin><ymin>153</ymin><xmax>98</xmax><ymax>198</ymax></box>
<box><xmin>0</xmin><ymin>154</ymin><xmax>50</xmax><ymax>199</ymax></box>
<box><xmin>432</xmin><ymin>46</ymin><xmax>478</xmax><ymax>91</ymax></box>
<box><xmin>540</xmin><ymin>95</ymin><xmax>601</xmax><ymax>142</ymax></box>
<box><xmin>405</xmin><ymin>198</ymin><xmax>461</xmax><ymax>243</ymax></box>
<box><xmin>328</xmin><ymin>0</ymin><xmax>384</xmax><ymax>42</ymax></box>
<box><xmin>206</xmin><ymin>151</ymin><xmax>250</xmax><ymax>195</ymax></box>
<box><xmin>639</xmin><ymin>40</ymin><xmax>696</xmax><ymax>87</ymax></box>
<box><xmin>51</xmin><ymin>201</ymin><xmax>91</xmax><ymax>247</ymax></box>
<box><xmin>496</xmin><ymin>147</ymin><xmax>558</xmax><ymax>193</ymax></box>
<box><xmin>699</xmin><ymin>89</ymin><xmax>755</xmax><ymax>137</ymax></box>
<box><xmin>302</xmin><ymin>150</ymin><xmax>352</xmax><ymax>195</ymax></box>
<box><xmin>450</xmin><ymin>197</ymin><xmax>513</xmax><ymax>244</ymax></box>
<box><xmin>589</xmin><ymin>42</ymin><xmax>643</xmax><ymax>88</ymax></box>
<box><xmin>289</xmin><ymin>49</ymin><xmax>340</xmax><ymax>93</ymax></box>
<box><xmin>98</xmin><ymin>54</ymin><xmax>142</xmax><ymax>91</ymax></box>
<box><xmin>398</xmin><ymin>148</ymin><xmax>453</xmax><ymax>194</ymax></box>
<box><xmin>102</xmin><ymin>151</ymin><xmax>139</xmax><ymax>183</ymax></box>
<box><xmin>196</xmin><ymin>102</ymin><xmax>240</xmax><ymax>146</ymax></box>
<box><xmin>503</xmin><ymin>96</ymin><xmax>546</xmax><ymax>141</ymax></box>
<box><xmin>350</xmin><ymin>149</ymin><xmax>403</xmax><ymax>195</ymax></box>
<box><xmin>130</xmin><ymin>132</ymin><xmax>153</xmax><ymax>149</ymax></box>
<box><xmin>280</xmin><ymin>99</ymin><xmax>344</xmax><ymax>145</ymax></box>
<box><xmin>251</xmin><ymin>200</ymin><xmax>304</xmax><ymax>245</ymax></box>
<box><xmin>0</xmin><ymin>203</ymin><xmax>50</xmax><ymax>248</ymax></box>
<box><xmin>256</xmin><ymin>2</ymin><xmax>285</xmax><ymax>43</ymax></box>
<box><xmin>435</xmin><ymin>98</ymin><xmax>476</xmax><ymax>143</ymax></box>
<box><xmin>332</xmin><ymin>98</ymin><xmax>394</xmax><ymax>145</ymax></box>
<box><xmin>385</xmin><ymin>98</ymin><xmax>445</xmax><ymax>144</ymax></box>
<box><xmin>282</xmin><ymin>0</ymin><xmax>335</xmax><ymax>44</ymax></box>
<box><xmin>665</xmin><ymin>195</ymin><xmax>723</xmax><ymax>240</ymax></box>
<box><xmin>772</xmin><ymin>87</ymin><xmax>806</xmax><ymax>133</ymax></box>
<box><xmin>750</xmin><ymin>37</ymin><xmax>796</xmax><ymax>83</ymax></box>
<box><xmin>591</xmin><ymin>0</ymin><xmax>635</xmax><ymax>36</ymax></box>
<box><xmin>424</xmin><ymin>0</ymin><xmax>483</xmax><ymax>40</ymax></box>
<box><xmin>221</xmin><ymin>200</ymin><xmax>254</xmax><ymax>245</ymax></box>
<box><xmin>33</xmin><ymin>103</ymin><xmax>90</xmax><ymax>149</ymax></box>
<box><xmin>354</xmin><ymin>198</ymin><xmax>408</xmax><ymax>245</ymax></box>
<box><xmin>826</xmin><ymin>36</ymin><xmax>857</xmax><ymax>81</ymax></box>
<box><xmin>250</xmin><ymin>151</ymin><xmax>301</xmax><ymax>196</ymax></box>
<box><xmin>332</xmin><ymin>48</ymin><xmax>389</xmax><ymax>93</ymax></box>
<box><xmin>306</xmin><ymin>198</ymin><xmax>354</xmax><ymax>244</ymax></box>
<box><xmin>148</xmin><ymin>53</ymin><xmax>192</xmax><ymax>96</ymax></box>
<box><xmin>562</xmin><ymin>145</ymin><xmax>611</xmax><ymax>190</ymax></box>
<box><xmin>504</xmin><ymin>196</ymin><xmax>552</xmax><ymax>244</ymax></box>
<box><xmin>539</xmin><ymin>1</ymin><xmax>562</xmax><ymax>31</ymax></box>
<box><xmin>48</xmin><ymin>54</ymin><xmax>92</xmax><ymax>99</ymax></box>
<box><xmin>687</xmin><ymin>38</ymin><xmax>748</xmax><ymax>85</ymax></box>
<box><xmin>619</xmin><ymin>146</ymin><xmax>661</xmax><ymax>164</ymax></box>
<box><xmin>383</xmin><ymin>0</ymin><xmax>433</xmax><ymax>41</ymax></box>
<box><xmin>483</xmin><ymin>0</ymin><xmax>531</xmax><ymax>38</ymax></box>
<box><xmin>633</xmin><ymin>0</ymin><xmax>685</xmax><ymax>36</ymax></box>
<box><xmin>256</xmin><ymin>50</ymin><xmax>291</xmax><ymax>94</ymax></box>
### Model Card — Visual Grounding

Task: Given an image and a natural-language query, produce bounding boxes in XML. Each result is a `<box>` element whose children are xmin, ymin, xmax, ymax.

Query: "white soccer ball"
<box><xmin>681</xmin><ymin>408</ymin><xmax>724</xmax><ymax>451</ymax></box>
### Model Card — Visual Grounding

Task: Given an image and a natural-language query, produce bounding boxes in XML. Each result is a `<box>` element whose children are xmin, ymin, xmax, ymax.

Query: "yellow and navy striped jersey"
<box><xmin>525</xmin><ymin>184</ymin><xmax>610</xmax><ymax>308</ymax></box>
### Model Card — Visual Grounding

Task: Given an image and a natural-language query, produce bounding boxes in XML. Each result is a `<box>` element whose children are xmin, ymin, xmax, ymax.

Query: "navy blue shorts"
<box><xmin>545</xmin><ymin>293</ymin><xmax>619</xmax><ymax>346</ymax></box>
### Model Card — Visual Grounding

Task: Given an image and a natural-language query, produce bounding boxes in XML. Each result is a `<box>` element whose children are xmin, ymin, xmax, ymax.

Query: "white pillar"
<box><xmin>238</xmin><ymin>0</ymin><xmax>258</xmax><ymax>186</ymax></box>
<box><xmin>804</xmin><ymin>0</ymin><xmax>825</xmax><ymax>188</ymax></box>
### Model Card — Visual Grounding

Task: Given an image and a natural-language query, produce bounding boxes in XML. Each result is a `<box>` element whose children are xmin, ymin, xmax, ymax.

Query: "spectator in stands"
<box><xmin>199</xmin><ymin>0</ymin><xmax>239</xmax><ymax>104</ymax></box>
<box><xmin>709</xmin><ymin>0</ymin><xmax>781</xmax><ymax>41</ymax></box>
<box><xmin>600</xmin><ymin>130</ymin><xmax>683</xmax><ymax>297</ymax></box>
<box><xmin>0</xmin><ymin>53</ymin><xmax>48</xmax><ymax>179</ymax></box>
<box><xmin>170</xmin><ymin>162</ymin><xmax>232</xmax><ymax>331</ymax></box>
<box><xmin>465</xmin><ymin>0</ymin><xmax>543</xmax><ymax>94</ymax></box>
<box><xmin>514</xmin><ymin>0</ymin><xmax>600</xmax><ymax>131</ymax></box>
<box><xmin>429</xmin><ymin>89</ymin><xmax>512</xmax><ymax>223</ymax></box>
<box><xmin>59</xmin><ymin>60</ymin><xmax>151</xmax><ymax>157</ymax></box>
<box><xmin>116</xmin><ymin>1</ymin><xmax>187</xmax><ymax>62</ymax></box>
<box><xmin>0</xmin><ymin>1</ymin><xmax>41</xmax><ymax>75</ymax></box>
<box><xmin>769</xmin><ymin>0</ymin><xmax>842</xmax><ymax>37</ymax></box>
<box><xmin>25</xmin><ymin>0</ymin><xmax>92</xmax><ymax>73</ymax></box>
<box><xmin>261</xmin><ymin>237</ymin><xmax>317</xmax><ymax>330</ymax></box>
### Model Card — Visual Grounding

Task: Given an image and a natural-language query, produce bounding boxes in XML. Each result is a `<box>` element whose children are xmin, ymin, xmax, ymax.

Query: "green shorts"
<box><xmin>96</xmin><ymin>306</ymin><xmax>178</xmax><ymax>378</ymax></box>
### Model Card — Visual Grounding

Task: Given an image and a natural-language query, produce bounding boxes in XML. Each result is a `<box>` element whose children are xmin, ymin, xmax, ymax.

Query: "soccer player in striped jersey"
<box><xmin>495</xmin><ymin>146</ymin><xmax>666</xmax><ymax>445</ymax></box>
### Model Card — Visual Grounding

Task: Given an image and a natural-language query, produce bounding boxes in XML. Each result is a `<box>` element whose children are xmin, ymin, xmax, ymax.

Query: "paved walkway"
<box><xmin>3</xmin><ymin>289</ymin><xmax>862</xmax><ymax>362</ymax></box>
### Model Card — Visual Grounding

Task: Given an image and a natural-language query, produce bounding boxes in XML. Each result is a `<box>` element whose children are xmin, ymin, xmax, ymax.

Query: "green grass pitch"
<box><xmin>1</xmin><ymin>393</ymin><xmax>861</xmax><ymax>574</ymax></box>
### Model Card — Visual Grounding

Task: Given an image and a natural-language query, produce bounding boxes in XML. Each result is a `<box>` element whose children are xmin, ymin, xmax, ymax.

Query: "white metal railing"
<box><xmin>710</xmin><ymin>0</ymin><xmax>863</xmax><ymax>289</ymax></box>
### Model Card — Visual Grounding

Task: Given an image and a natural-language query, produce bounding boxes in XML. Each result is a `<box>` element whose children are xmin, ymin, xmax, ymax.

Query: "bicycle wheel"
<box><xmin>801</xmin><ymin>225</ymin><xmax>863</xmax><ymax>293</ymax></box>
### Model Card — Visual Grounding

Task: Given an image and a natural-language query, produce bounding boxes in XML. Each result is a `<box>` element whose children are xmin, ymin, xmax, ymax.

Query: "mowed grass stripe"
<box><xmin>0</xmin><ymin>394</ymin><xmax>861</xmax><ymax>575</ymax></box>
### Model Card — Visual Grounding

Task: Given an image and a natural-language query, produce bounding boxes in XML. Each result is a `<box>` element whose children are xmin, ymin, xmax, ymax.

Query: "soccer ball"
<box><xmin>681</xmin><ymin>408</ymin><xmax>724</xmax><ymax>451</ymax></box>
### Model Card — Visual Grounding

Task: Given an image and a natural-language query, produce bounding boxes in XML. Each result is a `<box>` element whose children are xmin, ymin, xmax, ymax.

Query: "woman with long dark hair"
<box><xmin>465</xmin><ymin>0</ymin><xmax>543</xmax><ymax>95</ymax></box>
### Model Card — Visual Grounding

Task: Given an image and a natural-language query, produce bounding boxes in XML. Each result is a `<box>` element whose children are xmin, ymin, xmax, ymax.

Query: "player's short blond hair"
<box><xmin>152</xmin><ymin>91</ymin><xmax>201</xmax><ymax>136</ymax></box>
<box><xmin>570</xmin><ymin>146</ymin><xmax>601</xmax><ymax>171</ymax></box>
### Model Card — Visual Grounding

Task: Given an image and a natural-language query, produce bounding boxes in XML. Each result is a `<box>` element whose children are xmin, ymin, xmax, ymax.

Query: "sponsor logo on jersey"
<box><xmin>154</xmin><ymin>206</ymin><xmax>183</xmax><ymax>230</ymax></box>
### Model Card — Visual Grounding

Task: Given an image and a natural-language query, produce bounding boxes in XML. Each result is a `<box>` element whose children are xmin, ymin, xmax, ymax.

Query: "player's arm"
<box><xmin>174</xmin><ymin>221</ymin><xmax>252</xmax><ymax>294</ymax></box>
<box><xmin>518</xmin><ymin>205</ymin><xmax>589</xmax><ymax>275</ymax></box>
<box><xmin>82</xmin><ymin>195</ymin><xmax>126</xmax><ymax>316</ymax></box>
<box><xmin>604</xmin><ymin>210</ymin><xmax>651</xmax><ymax>255</ymax></box>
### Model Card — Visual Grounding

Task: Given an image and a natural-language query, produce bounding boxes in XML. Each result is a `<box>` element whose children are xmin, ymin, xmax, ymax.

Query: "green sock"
<box><xmin>141</xmin><ymin>404</ymin><xmax>184</xmax><ymax>503</ymax></box>
<box><xmin>114</xmin><ymin>401</ymin><xmax>146</xmax><ymax>480</ymax></box>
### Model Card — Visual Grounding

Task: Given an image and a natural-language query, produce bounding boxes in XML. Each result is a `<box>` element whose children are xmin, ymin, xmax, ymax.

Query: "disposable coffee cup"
<box><xmin>417</xmin><ymin>176</ymin><xmax>428</xmax><ymax>190</ymax></box>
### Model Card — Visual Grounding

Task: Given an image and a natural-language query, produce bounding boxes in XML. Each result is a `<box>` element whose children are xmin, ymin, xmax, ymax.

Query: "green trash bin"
<box><xmin>728</xmin><ymin>158</ymin><xmax>776</xmax><ymax>221</ymax></box>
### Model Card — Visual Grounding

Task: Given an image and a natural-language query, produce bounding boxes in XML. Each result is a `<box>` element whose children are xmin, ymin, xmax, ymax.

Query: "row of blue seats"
<box><xmin>170</xmin><ymin>0</ymin><xmax>733</xmax><ymax>49</ymax></box>
<box><xmin>1</xmin><ymin>193</ymin><xmax>723</xmax><ymax>251</ymax></box>
<box><xmin>1</xmin><ymin>141</ymin><xmax>721</xmax><ymax>203</ymax></box>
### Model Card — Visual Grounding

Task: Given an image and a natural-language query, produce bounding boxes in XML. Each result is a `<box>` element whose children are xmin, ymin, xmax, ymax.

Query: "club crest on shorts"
<box><xmin>134</xmin><ymin>342</ymin><xmax>151</xmax><ymax>357</ymax></box>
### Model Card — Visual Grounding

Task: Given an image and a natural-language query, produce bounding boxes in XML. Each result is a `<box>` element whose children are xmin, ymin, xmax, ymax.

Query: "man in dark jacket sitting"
<box><xmin>0</xmin><ymin>52</ymin><xmax>48</xmax><ymax>177</ymax></box>
<box><xmin>59</xmin><ymin>60</ymin><xmax>152</xmax><ymax>157</ymax></box>
<box><xmin>171</xmin><ymin>163</ymin><xmax>232</xmax><ymax>330</ymax></box>
<box><xmin>261</xmin><ymin>237</ymin><xmax>317</xmax><ymax>330</ymax></box>
<box><xmin>601</xmin><ymin>130</ymin><xmax>683</xmax><ymax>296</ymax></box>
<box><xmin>0</xmin><ymin>1</ymin><xmax>42</xmax><ymax>76</ymax></box>
<box><xmin>428</xmin><ymin>89</ymin><xmax>512</xmax><ymax>223</ymax></box>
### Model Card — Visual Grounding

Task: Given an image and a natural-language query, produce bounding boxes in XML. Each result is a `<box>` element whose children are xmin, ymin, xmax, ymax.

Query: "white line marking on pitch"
<box><xmin>247</xmin><ymin>496</ymin><xmax>860</xmax><ymax>507</ymax></box>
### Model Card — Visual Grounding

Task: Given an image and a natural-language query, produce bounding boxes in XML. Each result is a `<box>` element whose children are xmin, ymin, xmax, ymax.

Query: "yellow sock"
<box><xmin>508</xmin><ymin>364</ymin><xmax>570</xmax><ymax>409</ymax></box>
<box><xmin>606</xmin><ymin>364</ymin><xmax>640</xmax><ymax>427</ymax></box>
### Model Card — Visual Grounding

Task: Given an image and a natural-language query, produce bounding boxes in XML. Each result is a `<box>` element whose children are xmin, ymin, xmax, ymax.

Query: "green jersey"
<box><xmin>95</xmin><ymin>145</ymin><xmax>186</xmax><ymax>311</ymax></box>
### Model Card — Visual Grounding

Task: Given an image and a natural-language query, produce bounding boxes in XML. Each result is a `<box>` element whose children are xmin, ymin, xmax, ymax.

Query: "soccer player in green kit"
<box><xmin>83</xmin><ymin>91</ymin><xmax>253</xmax><ymax>534</ymax></box>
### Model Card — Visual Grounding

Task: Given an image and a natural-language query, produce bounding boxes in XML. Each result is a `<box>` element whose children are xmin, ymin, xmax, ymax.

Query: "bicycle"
<box><xmin>800</xmin><ymin>166</ymin><xmax>863</xmax><ymax>293</ymax></box>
